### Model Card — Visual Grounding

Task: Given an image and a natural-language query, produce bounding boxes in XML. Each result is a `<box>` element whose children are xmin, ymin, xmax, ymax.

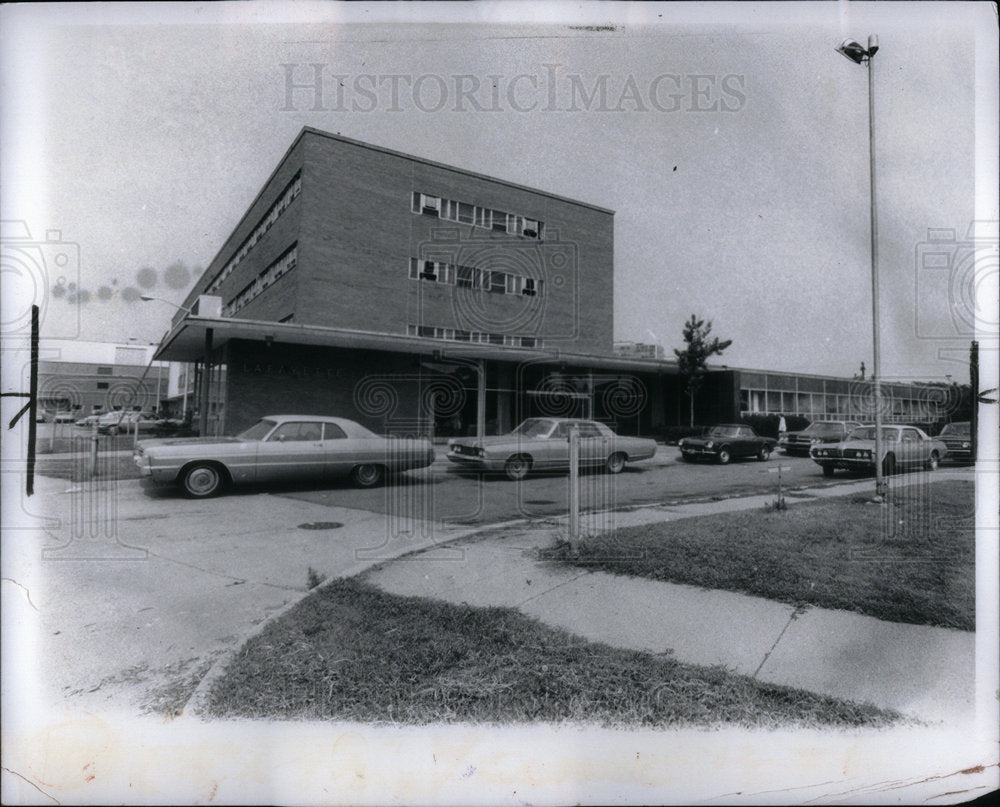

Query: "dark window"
<box><xmin>522</xmin><ymin>278</ymin><xmax>537</xmax><ymax>296</ymax></box>
<box><xmin>420</xmin><ymin>260</ymin><xmax>437</xmax><ymax>281</ymax></box>
<box><xmin>488</xmin><ymin>333</ymin><xmax>504</xmax><ymax>345</ymax></box>
<box><xmin>96</xmin><ymin>382</ymin><xmax>109</xmax><ymax>390</ymax></box>
<box><xmin>489</xmin><ymin>272</ymin><xmax>506</xmax><ymax>294</ymax></box>
<box><xmin>454</xmin><ymin>330</ymin><xmax>471</xmax><ymax>342</ymax></box>
<box><xmin>97</xmin><ymin>367</ymin><xmax>113</xmax><ymax>376</ymax></box>
<box><xmin>457</xmin><ymin>265</ymin><xmax>475</xmax><ymax>288</ymax></box>
<box><xmin>323</xmin><ymin>422</ymin><xmax>347</xmax><ymax>440</ymax></box>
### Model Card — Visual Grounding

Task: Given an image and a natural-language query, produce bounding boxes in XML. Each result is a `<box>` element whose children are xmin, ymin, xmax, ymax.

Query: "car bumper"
<box><xmin>447</xmin><ymin>452</ymin><xmax>506</xmax><ymax>472</ymax></box>
<box><xmin>133</xmin><ymin>453</ymin><xmax>153</xmax><ymax>477</ymax></box>
<box><xmin>781</xmin><ymin>443</ymin><xmax>817</xmax><ymax>455</ymax></box>
<box><xmin>679</xmin><ymin>447</ymin><xmax>718</xmax><ymax>459</ymax></box>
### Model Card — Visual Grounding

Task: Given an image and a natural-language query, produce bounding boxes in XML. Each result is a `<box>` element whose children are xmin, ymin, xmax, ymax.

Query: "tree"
<box><xmin>673</xmin><ymin>315</ymin><xmax>732</xmax><ymax>427</ymax></box>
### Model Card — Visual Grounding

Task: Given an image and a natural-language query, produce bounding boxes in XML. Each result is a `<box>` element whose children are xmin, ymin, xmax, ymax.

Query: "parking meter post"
<box><xmin>568</xmin><ymin>425</ymin><xmax>580</xmax><ymax>548</ymax></box>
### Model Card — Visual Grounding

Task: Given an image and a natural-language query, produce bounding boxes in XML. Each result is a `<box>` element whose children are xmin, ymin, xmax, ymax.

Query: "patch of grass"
<box><xmin>546</xmin><ymin>480</ymin><xmax>974</xmax><ymax>631</ymax></box>
<box><xmin>205</xmin><ymin>578</ymin><xmax>900</xmax><ymax>728</ymax></box>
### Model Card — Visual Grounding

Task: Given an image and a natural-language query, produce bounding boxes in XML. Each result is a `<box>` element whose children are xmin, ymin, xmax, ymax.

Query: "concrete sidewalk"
<box><xmin>365</xmin><ymin>471</ymin><xmax>976</xmax><ymax>725</ymax></box>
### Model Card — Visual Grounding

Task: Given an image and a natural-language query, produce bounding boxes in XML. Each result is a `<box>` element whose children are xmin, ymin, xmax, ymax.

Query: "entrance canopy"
<box><xmin>153</xmin><ymin>315</ymin><xmax>680</xmax><ymax>375</ymax></box>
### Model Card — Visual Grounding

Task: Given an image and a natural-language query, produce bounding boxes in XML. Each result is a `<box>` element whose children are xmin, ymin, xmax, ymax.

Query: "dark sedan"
<box><xmin>779</xmin><ymin>420</ymin><xmax>862</xmax><ymax>456</ymax></box>
<box><xmin>679</xmin><ymin>424</ymin><xmax>776</xmax><ymax>464</ymax></box>
<box><xmin>937</xmin><ymin>421</ymin><xmax>972</xmax><ymax>463</ymax></box>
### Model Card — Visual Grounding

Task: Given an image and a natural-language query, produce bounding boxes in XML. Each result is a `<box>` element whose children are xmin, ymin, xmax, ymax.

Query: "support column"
<box><xmin>199</xmin><ymin>328</ymin><xmax>213</xmax><ymax>437</ymax></box>
<box><xmin>476</xmin><ymin>359</ymin><xmax>486</xmax><ymax>440</ymax></box>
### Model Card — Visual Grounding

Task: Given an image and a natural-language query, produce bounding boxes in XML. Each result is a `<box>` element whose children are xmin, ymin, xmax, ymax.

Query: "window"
<box><xmin>420</xmin><ymin>260</ymin><xmax>437</xmax><ymax>281</ymax></box>
<box><xmin>522</xmin><ymin>278</ymin><xmax>537</xmax><ymax>296</ymax></box>
<box><xmin>323</xmin><ymin>422</ymin><xmax>347</xmax><ymax>440</ymax></box>
<box><xmin>578</xmin><ymin>423</ymin><xmax>603</xmax><ymax>438</ymax></box>
<box><xmin>489</xmin><ymin>271</ymin><xmax>506</xmax><ymax>294</ymax></box>
<box><xmin>268</xmin><ymin>421</ymin><xmax>324</xmax><ymax>442</ymax></box>
<box><xmin>97</xmin><ymin>367</ymin><xmax>113</xmax><ymax>376</ymax></box>
<box><xmin>412</xmin><ymin>191</ymin><xmax>544</xmax><ymax>238</ymax></box>
<box><xmin>456</xmin><ymin>265</ymin><xmax>476</xmax><ymax>288</ymax></box>
<box><xmin>96</xmin><ymin>382</ymin><xmax>109</xmax><ymax>390</ymax></box>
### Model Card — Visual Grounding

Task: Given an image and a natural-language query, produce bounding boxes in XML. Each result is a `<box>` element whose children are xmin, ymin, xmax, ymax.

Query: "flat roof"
<box><xmin>297</xmin><ymin>127</ymin><xmax>616</xmax><ymax>215</ymax></box>
<box><xmin>154</xmin><ymin>315</ymin><xmax>679</xmax><ymax>375</ymax></box>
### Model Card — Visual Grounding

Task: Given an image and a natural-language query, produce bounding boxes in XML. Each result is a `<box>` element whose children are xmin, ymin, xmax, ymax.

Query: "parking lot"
<box><xmin>241</xmin><ymin>449</ymin><xmax>852</xmax><ymax>525</ymax></box>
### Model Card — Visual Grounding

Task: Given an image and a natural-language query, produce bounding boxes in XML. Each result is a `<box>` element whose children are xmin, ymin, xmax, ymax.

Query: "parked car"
<box><xmin>678</xmin><ymin>424</ymin><xmax>776</xmax><ymax>464</ymax></box>
<box><xmin>50</xmin><ymin>411</ymin><xmax>77</xmax><ymax>424</ymax></box>
<box><xmin>446</xmin><ymin>417</ymin><xmax>657</xmax><ymax>480</ymax></box>
<box><xmin>810</xmin><ymin>424</ymin><xmax>947</xmax><ymax>477</ymax></box>
<box><xmin>937</xmin><ymin>421</ymin><xmax>972</xmax><ymax>463</ymax></box>
<box><xmin>75</xmin><ymin>414</ymin><xmax>103</xmax><ymax>427</ymax></box>
<box><xmin>135</xmin><ymin>414</ymin><xmax>435</xmax><ymax>497</ymax></box>
<box><xmin>779</xmin><ymin>420</ymin><xmax>862</xmax><ymax>455</ymax></box>
<box><xmin>98</xmin><ymin>411</ymin><xmax>161</xmax><ymax>434</ymax></box>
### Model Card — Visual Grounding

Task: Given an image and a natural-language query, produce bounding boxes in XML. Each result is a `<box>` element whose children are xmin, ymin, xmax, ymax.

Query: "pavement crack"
<box><xmin>142</xmin><ymin>550</ymin><xmax>300</xmax><ymax>591</ymax></box>
<box><xmin>752</xmin><ymin>605</ymin><xmax>808</xmax><ymax>679</ymax></box>
<box><xmin>515</xmin><ymin>568</ymin><xmax>593</xmax><ymax>608</ymax></box>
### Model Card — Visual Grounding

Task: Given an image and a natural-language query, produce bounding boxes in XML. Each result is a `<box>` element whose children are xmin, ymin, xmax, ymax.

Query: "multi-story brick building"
<box><xmin>157</xmin><ymin>127</ymin><xmax>665</xmax><ymax>437</ymax></box>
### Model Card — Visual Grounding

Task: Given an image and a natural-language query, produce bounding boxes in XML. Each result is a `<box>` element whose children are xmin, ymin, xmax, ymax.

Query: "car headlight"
<box><xmin>810</xmin><ymin>438</ymin><xmax>821</xmax><ymax>445</ymax></box>
<box><xmin>816</xmin><ymin>449</ymin><xmax>826</xmax><ymax>457</ymax></box>
<box><xmin>705</xmin><ymin>441</ymin><xmax>714</xmax><ymax>449</ymax></box>
<box><xmin>962</xmin><ymin>442</ymin><xmax>970</xmax><ymax>448</ymax></box>
<box><xmin>476</xmin><ymin>447</ymin><xmax>485</xmax><ymax>458</ymax></box>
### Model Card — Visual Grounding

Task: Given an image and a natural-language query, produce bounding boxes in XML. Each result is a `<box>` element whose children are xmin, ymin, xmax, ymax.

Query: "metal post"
<box><xmin>867</xmin><ymin>47</ymin><xmax>886</xmax><ymax>500</ymax></box>
<box><xmin>568</xmin><ymin>424</ymin><xmax>580</xmax><ymax>547</ymax></box>
<box><xmin>199</xmin><ymin>328</ymin><xmax>213</xmax><ymax>437</ymax></box>
<box><xmin>476</xmin><ymin>359</ymin><xmax>486</xmax><ymax>439</ymax></box>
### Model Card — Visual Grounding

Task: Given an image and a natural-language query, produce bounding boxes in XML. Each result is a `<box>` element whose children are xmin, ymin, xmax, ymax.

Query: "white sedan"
<box><xmin>135</xmin><ymin>414</ymin><xmax>435</xmax><ymax>497</ymax></box>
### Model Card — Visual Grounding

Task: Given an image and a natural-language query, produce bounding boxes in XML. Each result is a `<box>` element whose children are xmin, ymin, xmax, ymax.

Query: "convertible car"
<box><xmin>447</xmin><ymin>417</ymin><xmax>657</xmax><ymax>480</ymax></box>
<box><xmin>134</xmin><ymin>414</ymin><xmax>435</xmax><ymax>497</ymax></box>
<box><xmin>678</xmin><ymin>424</ymin><xmax>776</xmax><ymax>464</ymax></box>
<box><xmin>810</xmin><ymin>424</ymin><xmax>947</xmax><ymax>477</ymax></box>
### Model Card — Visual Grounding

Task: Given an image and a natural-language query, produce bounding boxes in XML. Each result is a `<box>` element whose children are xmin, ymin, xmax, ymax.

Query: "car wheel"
<box><xmin>504</xmin><ymin>455</ymin><xmax>531</xmax><ymax>481</ymax></box>
<box><xmin>605</xmin><ymin>452</ymin><xmax>626</xmax><ymax>474</ymax></box>
<box><xmin>925</xmin><ymin>451</ymin><xmax>940</xmax><ymax>471</ymax></box>
<box><xmin>757</xmin><ymin>446</ymin><xmax>771</xmax><ymax>461</ymax></box>
<box><xmin>822</xmin><ymin>464</ymin><xmax>835</xmax><ymax>477</ymax></box>
<box><xmin>717</xmin><ymin>447</ymin><xmax>731</xmax><ymax>465</ymax></box>
<box><xmin>351</xmin><ymin>464</ymin><xmax>385</xmax><ymax>488</ymax></box>
<box><xmin>181</xmin><ymin>463</ymin><xmax>224</xmax><ymax>498</ymax></box>
<box><xmin>882</xmin><ymin>454</ymin><xmax>896</xmax><ymax>477</ymax></box>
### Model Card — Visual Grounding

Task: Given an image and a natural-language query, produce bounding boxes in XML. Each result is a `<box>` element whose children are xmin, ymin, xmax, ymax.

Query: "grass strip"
<box><xmin>545</xmin><ymin>480</ymin><xmax>974</xmax><ymax>631</ymax></box>
<box><xmin>205</xmin><ymin>577</ymin><xmax>899</xmax><ymax>728</ymax></box>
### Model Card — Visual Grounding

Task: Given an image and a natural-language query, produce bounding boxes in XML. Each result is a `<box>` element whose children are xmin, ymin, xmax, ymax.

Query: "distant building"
<box><xmin>35</xmin><ymin>349</ymin><xmax>169</xmax><ymax>418</ymax></box>
<box><xmin>614</xmin><ymin>342</ymin><xmax>664</xmax><ymax>360</ymax></box>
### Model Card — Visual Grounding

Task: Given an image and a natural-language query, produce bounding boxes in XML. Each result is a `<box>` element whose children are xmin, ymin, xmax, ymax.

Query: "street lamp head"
<box><xmin>836</xmin><ymin>39</ymin><xmax>868</xmax><ymax>64</ymax></box>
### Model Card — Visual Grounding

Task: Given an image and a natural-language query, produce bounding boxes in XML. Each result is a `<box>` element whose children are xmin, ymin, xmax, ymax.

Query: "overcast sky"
<box><xmin>2</xmin><ymin>2</ymin><xmax>996</xmax><ymax>384</ymax></box>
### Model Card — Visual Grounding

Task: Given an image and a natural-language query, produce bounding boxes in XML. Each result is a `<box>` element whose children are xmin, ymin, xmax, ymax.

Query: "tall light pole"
<box><xmin>837</xmin><ymin>34</ymin><xmax>887</xmax><ymax>500</ymax></box>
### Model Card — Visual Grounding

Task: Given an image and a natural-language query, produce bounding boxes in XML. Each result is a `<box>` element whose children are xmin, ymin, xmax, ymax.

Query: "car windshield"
<box><xmin>236</xmin><ymin>419</ymin><xmax>277</xmax><ymax>441</ymax></box>
<box><xmin>846</xmin><ymin>427</ymin><xmax>899</xmax><ymax>441</ymax></box>
<box><xmin>707</xmin><ymin>426</ymin><xmax>739</xmax><ymax>438</ymax></box>
<box><xmin>939</xmin><ymin>423</ymin><xmax>970</xmax><ymax>437</ymax></box>
<box><xmin>803</xmin><ymin>422</ymin><xmax>843</xmax><ymax>435</ymax></box>
<box><xmin>511</xmin><ymin>418</ymin><xmax>555</xmax><ymax>438</ymax></box>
